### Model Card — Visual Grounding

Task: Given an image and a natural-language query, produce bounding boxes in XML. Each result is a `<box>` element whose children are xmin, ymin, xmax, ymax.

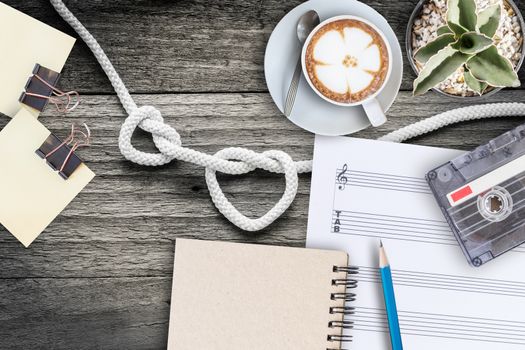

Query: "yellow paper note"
<box><xmin>0</xmin><ymin>3</ymin><xmax>76</xmax><ymax>118</ymax></box>
<box><xmin>0</xmin><ymin>109</ymin><xmax>95</xmax><ymax>247</ymax></box>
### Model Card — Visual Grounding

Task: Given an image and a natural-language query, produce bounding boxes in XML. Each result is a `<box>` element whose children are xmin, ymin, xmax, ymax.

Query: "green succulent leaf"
<box><xmin>464</xmin><ymin>68</ymin><xmax>488</xmax><ymax>94</ymax></box>
<box><xmin>448</xmin><ymin>22</ymin><xmax>468</xmax><ymax>35</ymax></box>
<box><xmin>437</xmin><ymin>25</ymin><xmax>453</xmax><ymax>36</ymax></box>
<box><xmin>466</xmin><ymin>45</ymin><xmax>520</xmax><ymax>87</ymax></box>
<box><xmin>413</xmin><ymin>46</ymin><xmax>471</xmax><ymax>95</ymax></box>
<box><xmin>414</xmin><ymin>34</ymin><xmax>456</xmax><ymax>63</ymax></box>
<box><xmin>453</xmin><ymin>32</ymin><xmax>493</xmax><ymax>54</ymax></box>
<box><xmin>477</xmin><ymin>3</ymin><xmax>501</xmax><ymax>37</ymax></box>
<box><xmin>447</xmin><ymin>0</ymin><xmax>478</xmax><ymax>33</ymax></box>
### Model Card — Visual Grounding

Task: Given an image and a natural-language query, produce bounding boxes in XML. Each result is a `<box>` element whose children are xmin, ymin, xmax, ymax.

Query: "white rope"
<box><xmin>378</xmin><ymin>103</ymin><xmax>525</xmax><ymax>142</ymax></box>
<box><xmin>49</xmin><ymin>0</ymin><xmax>525</xmax><ymax>231</ymax></box>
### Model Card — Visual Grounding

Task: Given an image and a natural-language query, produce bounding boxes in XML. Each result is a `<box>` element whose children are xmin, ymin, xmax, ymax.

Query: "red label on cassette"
<box><xmin>450</xmin><ymin>186</ymin><xmax>473</xmax><ymax>203</ymax></box>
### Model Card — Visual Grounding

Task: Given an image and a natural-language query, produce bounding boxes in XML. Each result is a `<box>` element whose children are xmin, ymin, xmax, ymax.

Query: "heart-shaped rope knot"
<box><xmin>205</xmin><ymin>148</ymin><xmax>298</xmax><ymax>231</ymax></box>
<box><xmin>118</xmin><ymin>105</ymin><xmax>303</xmax><ymax>230</ymax></box>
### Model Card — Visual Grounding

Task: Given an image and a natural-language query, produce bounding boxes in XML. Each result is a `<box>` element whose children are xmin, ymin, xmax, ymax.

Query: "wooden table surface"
<box><xmin>1</xmin><ymin>0</ymin><xmax>525</xmax><ymax>349</ymax></box>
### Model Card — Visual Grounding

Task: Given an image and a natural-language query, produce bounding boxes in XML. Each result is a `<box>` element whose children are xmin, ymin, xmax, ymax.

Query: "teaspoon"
<box><xmin>284</xmin><ymin>10</ymin><xmax>320</xmax><ymax>117</ymax></box>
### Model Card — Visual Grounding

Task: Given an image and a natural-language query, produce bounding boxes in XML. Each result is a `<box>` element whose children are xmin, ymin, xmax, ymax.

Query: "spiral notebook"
<box><xmin>167</xmin><ymin>239</ymin><xmax>358</xmax><ymax>350</ymax></box>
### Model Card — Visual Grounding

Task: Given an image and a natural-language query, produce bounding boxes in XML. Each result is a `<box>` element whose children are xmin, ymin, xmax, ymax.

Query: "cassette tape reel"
<box><xmin>427</xmin><ymin>124</ymin><xmax>525</xmax><ymax>266</ymax></box>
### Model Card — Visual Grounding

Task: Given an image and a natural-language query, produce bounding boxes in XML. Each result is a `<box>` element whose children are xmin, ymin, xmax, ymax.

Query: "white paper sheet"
<box><xmin>306</xmin><ymin>135</ymin><xmax>525</xmax><ymax>349</ymax></box>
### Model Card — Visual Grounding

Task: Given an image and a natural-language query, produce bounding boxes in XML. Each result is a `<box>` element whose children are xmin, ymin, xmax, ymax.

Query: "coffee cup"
<box><xmin>301</xmin><ymin>15</ymin><xmax>392</xmax><ymax>127</ymax></box>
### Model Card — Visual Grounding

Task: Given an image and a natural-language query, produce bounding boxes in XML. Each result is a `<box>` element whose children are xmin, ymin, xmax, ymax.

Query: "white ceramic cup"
<box><xmin>301</xmin><ymin>15</ymin><xmax>393</xmax><ymax>127</ymax></box>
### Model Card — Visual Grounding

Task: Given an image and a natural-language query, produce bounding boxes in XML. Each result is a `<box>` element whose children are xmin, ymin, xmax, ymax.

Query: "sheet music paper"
<box><xmin>306</xmin><ymin>135</ymin><xmax>525</xmax><ymax>349</ymax></box>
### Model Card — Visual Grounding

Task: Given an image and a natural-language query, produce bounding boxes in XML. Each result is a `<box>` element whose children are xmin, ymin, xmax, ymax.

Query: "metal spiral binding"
<box><xmin>328</xmin><ymin>320</ymin><xmax>354</xmax><ymax>329</ymax></box>
<box><xmin>331</xmin><ymin>293</ymin><xmax>356</xmax><ymax>302</ymax></box>
<box><xmin>327</xmin><ymin>265</ymin><xmax>359</xmax><ymax>350</ymax></box>
<box><xmin>333</xmin><ymin>266</ymin><xmax>359</xmax><ymax>274</ymax></box>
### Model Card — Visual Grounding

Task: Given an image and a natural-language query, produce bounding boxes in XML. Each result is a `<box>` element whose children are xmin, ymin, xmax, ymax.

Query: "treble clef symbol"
<box><xmin>337</xmin><ymin>164</ymin><xmax>348</xmax><ymax>190</ymax></box>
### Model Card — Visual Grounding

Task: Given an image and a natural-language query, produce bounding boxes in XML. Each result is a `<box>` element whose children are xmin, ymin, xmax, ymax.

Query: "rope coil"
<box><xmin>49</xmin><ymin>0</ymin><xmax>525</xmax><ymax>231</ymax></box>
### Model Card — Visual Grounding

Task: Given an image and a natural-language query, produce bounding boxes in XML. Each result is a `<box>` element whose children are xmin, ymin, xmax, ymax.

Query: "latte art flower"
<box><xmin>313</xmin><ymin>28</ymin><xmax>382</xmax><ymax>94</ymax></box>
<box><xmin>305</xmin><ymin>19</ymin><xmax>389</xmax><ymax>103</ymax></box>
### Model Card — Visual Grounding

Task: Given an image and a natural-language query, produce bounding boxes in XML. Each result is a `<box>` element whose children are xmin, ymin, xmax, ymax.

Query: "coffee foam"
<box><xmin>305</xmin><ymin>19</ymin><xmax>389</xmax><ymax>104</ymax></box>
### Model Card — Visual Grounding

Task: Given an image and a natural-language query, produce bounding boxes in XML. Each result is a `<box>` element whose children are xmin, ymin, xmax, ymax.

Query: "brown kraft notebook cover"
<box><xmin>167</xmin><ymin>239</ymin><xmax>354</xmax><ymax>350</ymax></box>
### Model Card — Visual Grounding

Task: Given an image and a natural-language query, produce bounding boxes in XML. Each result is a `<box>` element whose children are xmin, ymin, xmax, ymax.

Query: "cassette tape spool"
<box><xmin>427</xmin><ymin>124</ymin><xmax>525</xmax><ymax>266</ymax></box>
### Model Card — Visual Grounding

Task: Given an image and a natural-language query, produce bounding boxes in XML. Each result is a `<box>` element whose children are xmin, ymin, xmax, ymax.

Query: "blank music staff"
<box><xmin>347</xmin><ymin>306</ymin><xmax>525</xmax><ymax>345</ymax></box>
<box><xmin>332</xmin><ymin>209</ymin><xmax>456</xmax><ymax>245</ymax></box>
<box><xmin>357</xmin><ymin>266</ymin><xmax>525</xmax><ymax>298</ymax></box>
<box><xmin>334</xmin><ymin>168</ymin><xmax>431</xmax><ymax>194</ymax></box>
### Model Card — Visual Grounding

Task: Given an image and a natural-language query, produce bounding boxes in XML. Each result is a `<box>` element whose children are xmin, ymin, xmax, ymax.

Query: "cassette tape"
<box><xmin>427</xmin><ymin>124</ymin><xmax>525</xmax><ymax>266</ymax></box>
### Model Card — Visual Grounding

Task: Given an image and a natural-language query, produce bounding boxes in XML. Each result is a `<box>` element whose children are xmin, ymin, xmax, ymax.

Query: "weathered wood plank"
<box><xmin>0</xmin><ymin>277</ymin><xmax>171</xmax><ymax>349</ymax></box>
<box><xmin>0</xmin><ymin>217</ymin><xmax>310</xmax><ymax>278</ymax></box>
<box><xmin>4</xmin><ymin>0</ymin><xmax>525</xmax><ymax>93</ymax></box>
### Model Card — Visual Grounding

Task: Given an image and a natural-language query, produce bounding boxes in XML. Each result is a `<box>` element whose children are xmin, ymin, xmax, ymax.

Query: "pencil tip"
<box><xmin>379</xmin><ymin>239</ymin><xmax>383</xmax><ymax>247</ymax></box>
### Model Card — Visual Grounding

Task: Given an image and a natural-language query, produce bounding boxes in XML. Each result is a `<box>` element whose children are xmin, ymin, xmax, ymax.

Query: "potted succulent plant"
<box><xmin>407</xmin><ymin>0</ymin><xmax>524</xmax><ymax>98</ymax></box>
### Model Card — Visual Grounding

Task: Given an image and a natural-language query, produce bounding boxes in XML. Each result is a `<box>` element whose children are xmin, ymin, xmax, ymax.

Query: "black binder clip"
<box><xmin>19</xmin><ymin>64</ymin><xmax>79</xmax><ymax>113</ymax></box>
<box><xmin>36</xmin><ymin>124</ymin><xmax>91</xmax><ymax>180</ymax></box>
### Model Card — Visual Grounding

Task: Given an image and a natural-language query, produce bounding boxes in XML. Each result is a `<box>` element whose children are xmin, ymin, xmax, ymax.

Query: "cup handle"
<box><xmin>362</xmin><ymin>98</ymin><xmax>387</xmax><ymax>127</ymax></box>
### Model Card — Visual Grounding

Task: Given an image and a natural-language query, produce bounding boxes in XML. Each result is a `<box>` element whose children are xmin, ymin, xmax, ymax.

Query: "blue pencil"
<box><xmin>379</xmin><ymin>240</ymin><xmax>403</xmax><ymax>350</ymax></box>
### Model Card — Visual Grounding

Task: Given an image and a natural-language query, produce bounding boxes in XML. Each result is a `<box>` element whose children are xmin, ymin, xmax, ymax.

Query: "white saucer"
<box><xmin>264</xmin><ymin>0</ymin><xmax>403</xmax><ymax>136</ymax></box>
